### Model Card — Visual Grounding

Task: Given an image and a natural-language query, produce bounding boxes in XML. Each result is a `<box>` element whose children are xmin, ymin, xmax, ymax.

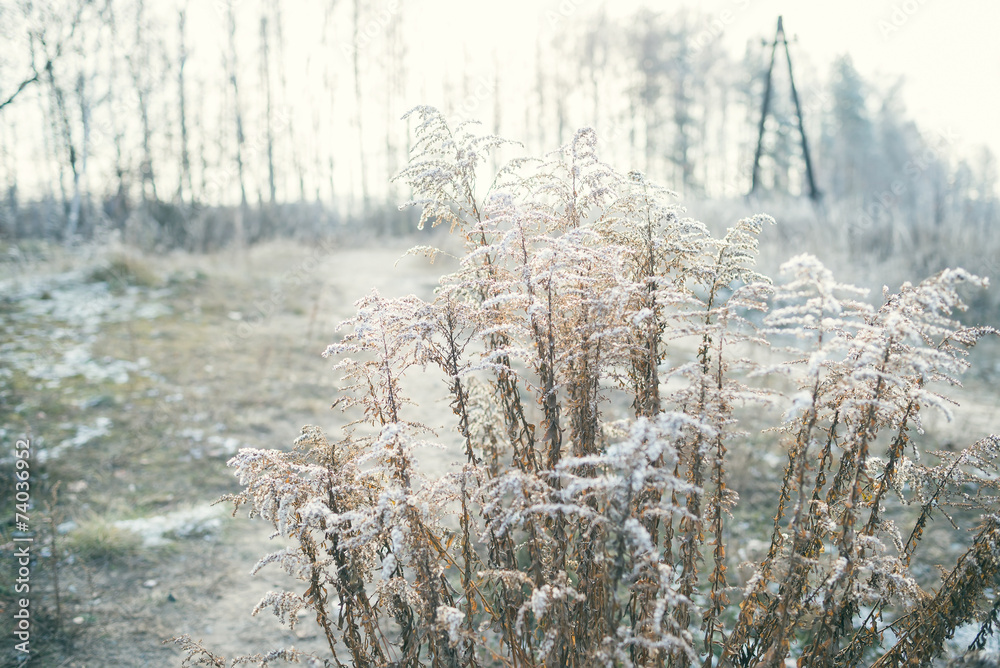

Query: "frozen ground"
<box><xmin>0</xmin><ymin>236</ymin><xmax>997</xmax><ymax>666</ymax></box>
<box><xmin>0</xmin><ymin>237</ymin><xmax>461</xmax><ymax>666</ymax></box>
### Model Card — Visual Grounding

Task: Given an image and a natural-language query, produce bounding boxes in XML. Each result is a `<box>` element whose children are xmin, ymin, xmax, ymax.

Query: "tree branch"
<box><xmin>0</xmin><ymin>69</ymin><xmax>44</xmax><ymax>112</ymax></box>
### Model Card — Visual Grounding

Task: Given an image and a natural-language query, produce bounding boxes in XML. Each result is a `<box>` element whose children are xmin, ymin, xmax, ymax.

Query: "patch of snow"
<box><xmin>1</xmin><ymin>271</ymin><xmax>169</xmax><ymax>389</ymax></box>
<box><xmin>57</xmin><ymin>520</ymin><xmax>79</xmax><ymax>534</ymax></box>
<box><xmin>206</xmin><ymin>435</ymin><xmax>242</xmax><ymax>455</ymax></box>
<box><xmin>114</xmin><ymin>504</ymin><xmax>224</xmax><ymax>547</ymax></box>
<box><xmin>134</xmin><ymin>303</ymin><xmax>171</xmax><ymax>319</ymax></box>
<box><xmin>28</xmin><ymin>345</ymin><xmax>144</xmax><ymax>385</ymax></box>
<box><xmin>38</xmin><ymin>417</ymin><xmax>113</xmax><ymax>463</ymax></box>
<box><xmin>436</xmin><ymin>606</ymin><xmax>465</xmax><ymax>644</ymax></box>
<box><xmin>179</xmin><ymin>428</ymin><xmax>205</xmax><ymax>443</ymax></box>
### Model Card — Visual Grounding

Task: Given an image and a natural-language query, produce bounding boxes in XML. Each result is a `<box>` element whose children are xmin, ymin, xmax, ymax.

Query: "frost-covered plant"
<box><xmin>175</xmin><ymin>107</ymin><xmax>999</xmax><ymax>668</ymax></box>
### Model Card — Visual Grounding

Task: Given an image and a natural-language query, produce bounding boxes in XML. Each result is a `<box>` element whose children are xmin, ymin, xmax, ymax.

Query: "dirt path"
<box><xmin>0</xmin><ymin>237</ymin><xmax>458</xmax><ymax>666</ymax></box>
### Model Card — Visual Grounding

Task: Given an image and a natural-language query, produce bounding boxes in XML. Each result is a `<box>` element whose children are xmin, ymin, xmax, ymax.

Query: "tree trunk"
<box><xmin>130</xmin><ymin>0</ymin><xmax>157</xmax><ymax>204</ymax></box>
<box><xmin>177</xmin><ymin>4</ymin><xmax>192</xmax><ymax>207</ymax></box>
<box><xmin>44</xmin><ymin>60</ymin><xmax>80</xmax><ymax>240</ymax></box>
<box><xmin>227</xmin><ymin>2</ymin><xmax>248</xmax><ymax>247</ymax></box>
<box><xmin>75</xmin><ymin>71</ymin><xmax>91</xmax><ymax>237</ymax></box>
<box><xmin>227</xmin><ymin>3</ymin><xmax>248</xmax><ymax>209</ymax></box>
<box><xmin>272</xmin><ymin>0</ymin><xmax>305</xmax><ymax>202</ymax></box>
<box><xmin>352</xmin><ymin>0</ymin><xmax>370</xmax><ymax>218</ymax></box>
<box><xmin>259</xmin><ymin>13</ymin><xmax>276</xmax><ymax>205</ymax></box>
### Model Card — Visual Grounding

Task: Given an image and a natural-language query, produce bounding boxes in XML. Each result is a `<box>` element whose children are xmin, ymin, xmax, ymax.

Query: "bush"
<box><xmin>176</xmin><ymin>108</ymin><xmax>1000</xmax><ymax>667</ymax></box>
<box><xmin>87</xmin><ymin>252</ymin><xmax>158</xmax><ymax>290</ymax></box>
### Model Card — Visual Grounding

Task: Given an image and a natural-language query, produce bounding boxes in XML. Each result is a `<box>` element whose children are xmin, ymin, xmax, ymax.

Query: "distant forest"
<box><xmin>0</xmin><ymin>1</ymin><xmax>996</xmax><ymax>255</ymax></box>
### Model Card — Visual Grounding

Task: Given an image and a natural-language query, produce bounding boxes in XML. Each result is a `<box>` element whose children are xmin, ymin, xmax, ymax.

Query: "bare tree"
<box><xmin>176</xmin><ymin>1</ymin><xmax>193</xmax><ymax>207</ymax></box>
<box><xmin>382</xmin><ymin>0</ymin><xmax>406</xmax><ymax>225</ymax></box>
<box><xmin>533</xmin><ymin>35</ymin><xmax>546</xmax><ymax>153</ymax></box>
<box><xmin>225</xmin><ymin>0</ymin><xmax>248</xmax><ymax>209</ymax></box>
<box><xmin>271</xmin><ymin>0</ymin><xmax>305</xmax><ymax>202</ymax></box>
<box><xmin>74</xmin><ymin>67</ymin><xmax>92</xmax><ymax>237</ymax></box>
<box><xmin>102</xmin><ymin>0</ymin><xmax>129</xmax><ymax>226</ymax></box>
<box><xmin>127</xmin><ymin>0</ymin><xmax>158</xmax><ymax>204</ymax></box>
<box><xmin>39</xmin><ymin>47</ymin><xmax>80</xmax><ymax>237</ymax></box>
<box><xmin>352</xmin><ymin>0</ymin><xmax>370</xmax><ymax>216</ymax></box>
<box><xmin>321</xmin><ymin>1</ymin><xmax>336</xmax><ymax>207</ymax></box>
<box><xmin>21</xmin><ymin>0</ymin><xmax>87</xmax><ymax>238</ymax></box>
<box><xmin>0</xmin><ymin>110</ymin><xmax>18</xmax><ymax>234</ymax></box>
<box><xmin>667</xmin><ymin>21</ymin><xmax>696</xmax><ymax>192</ymax></box>
<box><xmin>259</xmin><ymin>12</ymin><xmax>276</xmax><ymax>205</ymax></box>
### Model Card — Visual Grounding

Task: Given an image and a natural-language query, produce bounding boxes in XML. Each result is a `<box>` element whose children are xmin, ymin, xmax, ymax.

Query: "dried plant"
<box><xmin>178</xmin><ymin>108</ymin><xmax>999</xmax><ymax>667</ymax></box>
